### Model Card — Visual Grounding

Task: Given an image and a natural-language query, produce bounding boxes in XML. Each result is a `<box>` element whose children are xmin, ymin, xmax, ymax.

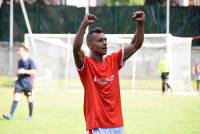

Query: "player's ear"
<box><xmin>87</xmin><ymin>42</ymin><xmax>93</xmax><ymax>49</ymax></box>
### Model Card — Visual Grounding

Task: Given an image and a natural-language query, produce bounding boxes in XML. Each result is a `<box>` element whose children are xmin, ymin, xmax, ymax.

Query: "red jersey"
<box><xmin>77</xmin><ymin>49</ymin><xmax>124</xmax><ymax>130</ymax></box>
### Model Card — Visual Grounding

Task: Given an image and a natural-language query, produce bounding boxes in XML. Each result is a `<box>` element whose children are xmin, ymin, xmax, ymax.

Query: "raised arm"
<box><xmin>73</xmin><ymin>14</ymin><xmax>97</xmax><ymax>69</ymax></box>
<box><xmin>123</xmin><ymin>11</ymin><xmax>145</xmax><ymax>62</ymax></box>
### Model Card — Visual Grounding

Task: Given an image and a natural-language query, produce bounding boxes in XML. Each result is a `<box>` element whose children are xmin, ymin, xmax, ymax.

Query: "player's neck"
<box><xmin>90</xmin><ymin>53</ymin><xmax>104</xmax><ymax>64</ymax></box>
<box><xmin>22</xmin><ymin>54</ymin><xmax>29</xmax><ymax>61</ymax></box>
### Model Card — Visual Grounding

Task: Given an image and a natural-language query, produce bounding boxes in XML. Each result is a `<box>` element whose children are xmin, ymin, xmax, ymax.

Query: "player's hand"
<box><xmin>83</xmin><ymin>14</ymin><xmax>97</xmax><ymax>25</ymax></box>
<box><xmin>18</xmin><ymin>68</ymin><xmax>26</xmax><ymax>74</ymax></box>
<box><xmin>132</xmin><ymin>11</ymin><xmax>145</xmax><ymax>22</ymax></box>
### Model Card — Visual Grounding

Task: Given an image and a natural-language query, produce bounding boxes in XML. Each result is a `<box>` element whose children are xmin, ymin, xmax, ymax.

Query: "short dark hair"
<box><xmin>86</xmin><ymin>27</ymin><xmax>104</xmax><ymax>43</ymax></box>
<box><xmin>18</xmin><ymin>44</ymin><xmax>28</xmax><ymax>52</ymax></box>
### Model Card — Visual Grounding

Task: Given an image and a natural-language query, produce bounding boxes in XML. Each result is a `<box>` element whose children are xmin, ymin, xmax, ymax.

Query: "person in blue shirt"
<box><xmin>3</xmin><ymin>45</ymin><xmax>36</xmax><ymax>120</ymax></box>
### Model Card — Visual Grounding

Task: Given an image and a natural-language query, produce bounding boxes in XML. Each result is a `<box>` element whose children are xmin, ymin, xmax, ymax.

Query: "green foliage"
<box><xmin>103</xmin><ymin>0</ymin><xmax>144</xmax><ymax>5</ymax></box>
<box><xmin>128</xmin><ymin>0</ymin><xmax>144</xmax><ymax>5</ymax></box>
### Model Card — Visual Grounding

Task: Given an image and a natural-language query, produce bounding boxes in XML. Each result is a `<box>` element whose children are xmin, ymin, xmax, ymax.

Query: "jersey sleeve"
<box><xmin>112</xmin><ymin>48</ymin><xmax>124</xmax><ymax>70</ymax></box>
<box><xmin>29</xmin><ymin>59</ymin><xmax>36</xmax><ymax>70</ymax></box>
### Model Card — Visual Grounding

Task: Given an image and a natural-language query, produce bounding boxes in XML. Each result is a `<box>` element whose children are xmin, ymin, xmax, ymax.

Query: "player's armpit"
<box><xmin>73</xmin><ymin>49</ymin><xmax>85</xmax><ymax>69</ymax></box>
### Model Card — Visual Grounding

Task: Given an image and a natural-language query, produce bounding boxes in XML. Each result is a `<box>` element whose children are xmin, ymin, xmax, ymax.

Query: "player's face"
<box><xmin>17</xmin><ymin>47</ymin><xmax>26</xmax><ymax>58</ymax></box>
<box><xmin>90</xmin><ymin>33</ymin><xmax>107</xmax><ymax>55</ymax></box>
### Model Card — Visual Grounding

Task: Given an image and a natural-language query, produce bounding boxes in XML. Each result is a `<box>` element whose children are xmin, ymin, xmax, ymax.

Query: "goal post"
<box><xmin>104</xmin><ymin>34</ymin><xmax>193</xmax><ymax>93</ymax></box>
<box><xmin>24</xmin><ymin>34</ymin><xmax>75</xmax><ymax>90</ymax></box>
<box><xmin>24</xmin><ymin>34</ymin><xmax>194</xmax><ymax>93</ymax></box>
<box><xmin>167</xmin><ymin>36</ymin><xmax>193</xmax><ymax>94</ymax></box>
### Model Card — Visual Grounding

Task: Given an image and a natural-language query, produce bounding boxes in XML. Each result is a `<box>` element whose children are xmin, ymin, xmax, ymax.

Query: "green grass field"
<box><xmin>0</xmin><ymin>87</ymin><xmax>200</xmax><ymax>134</ymax></box>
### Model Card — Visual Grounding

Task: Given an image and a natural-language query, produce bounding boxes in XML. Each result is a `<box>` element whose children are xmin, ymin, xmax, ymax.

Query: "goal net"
<box><xmin>25</xmin><ymin>34</ymin><xmax>76</xmax><ymax>90</ymax></box>
<box><xmin>24</xmin><ymin>34</ymin><xmax>193</xmax><ymax>93</ymax></box>
<box><xmin>107</xmin><ymin>34</ymin><xmax>193</xmax><ymax>94</ymax></box>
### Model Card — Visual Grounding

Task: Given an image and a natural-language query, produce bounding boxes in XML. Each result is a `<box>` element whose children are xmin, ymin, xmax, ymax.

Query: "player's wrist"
<box><xmin>81</xmin><ymin>21</ymin><xmax>89</xmax><ymax>27</ymax></box>
<box><xmin>138</xmin><ymin>21</ymin><xmax>144</xmax><ymax>26</ymax></box>
<box><xmin>19</xmin><ymin>69</ymin><xmax>27</xmax><ymax>74</ymax></box>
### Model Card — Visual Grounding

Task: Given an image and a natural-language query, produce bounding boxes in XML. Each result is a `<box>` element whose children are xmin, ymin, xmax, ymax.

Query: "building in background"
<box><xmin>83</xmin><ymin>0</ymin><xmax>200</xmax><ymax>7</ymax></box>
<box><xmin>144</xmin><ymin>0</ymin><xmax>199</xmax><ymax>6</ymax></box>
<box><xmin>189</xmin><ymin>0</ymin><xmax>200</xmax><ymax>5</ymax></box>
<box><xmin>66</xmin><ymin>0</ymin><xmax>103</xmax><ymax>7</ymax></box>
<box><xmin>1</xmin><ymin>0</ymin><xmax>199</xmax><ymax>6</ymax></box>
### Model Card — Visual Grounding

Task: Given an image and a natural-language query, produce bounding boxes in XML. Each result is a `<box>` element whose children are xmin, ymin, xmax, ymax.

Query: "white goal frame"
<box><xmin>24</xmin><ymin>33</ymin><xmax>194</xmax><ymax>94</ymax></box>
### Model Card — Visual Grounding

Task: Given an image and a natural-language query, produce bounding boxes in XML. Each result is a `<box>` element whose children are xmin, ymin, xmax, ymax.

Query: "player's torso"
<box><xmin>83</xmin><ymin>56</ymin><xmax>123</xmax><ymax>128</ymax></box>
<box><xmin>18</xmin><ymin>58</ymin><xmax>32</xmax><ymax>81</ymax></box>
<box><xmin>87</xmin><ymin>56</ymin><xmax>117</xmax><ymax>87</ymax></box>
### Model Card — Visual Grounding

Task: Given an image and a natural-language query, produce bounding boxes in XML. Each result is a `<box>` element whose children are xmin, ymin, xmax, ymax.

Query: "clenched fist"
<box><xmin>83</xmin><ymin>14</ymin><xmax>97</xmax><ymax>25</ymax></box>
<box><xmin>132</xmin><ymin>11</ymin><xmax>145</xmax><ymax>22</ymax></box>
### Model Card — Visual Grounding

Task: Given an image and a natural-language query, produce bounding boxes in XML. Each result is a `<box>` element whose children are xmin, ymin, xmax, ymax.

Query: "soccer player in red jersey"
<box><xmin>73</xmin><ymin>11</ymin><xmax>145</xmax><ymax>134</ymax></box>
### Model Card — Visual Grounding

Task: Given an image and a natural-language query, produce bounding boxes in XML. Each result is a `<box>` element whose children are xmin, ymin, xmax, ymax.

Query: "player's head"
<box><xmin>86</xmin><ymin>27</ymin><xmax>107</xmax><ymax>56</ymax></box>
<box><xmin>17</xmin><ymin>44</ymin><xmax>28</xmax><ymax>58</ymax></box>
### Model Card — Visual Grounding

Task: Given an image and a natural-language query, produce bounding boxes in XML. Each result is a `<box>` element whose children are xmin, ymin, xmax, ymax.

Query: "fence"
<box><xmin>0</xmin><ymin>5</ymin><xmax>199</xmax><ymax>45</ymax></box>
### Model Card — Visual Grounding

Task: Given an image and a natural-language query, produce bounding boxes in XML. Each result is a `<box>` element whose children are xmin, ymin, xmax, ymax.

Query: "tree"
<box><xmin>104</xmin><ymin>0</ymin><xmax>144</xmax><ymax>6</ymax></box>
